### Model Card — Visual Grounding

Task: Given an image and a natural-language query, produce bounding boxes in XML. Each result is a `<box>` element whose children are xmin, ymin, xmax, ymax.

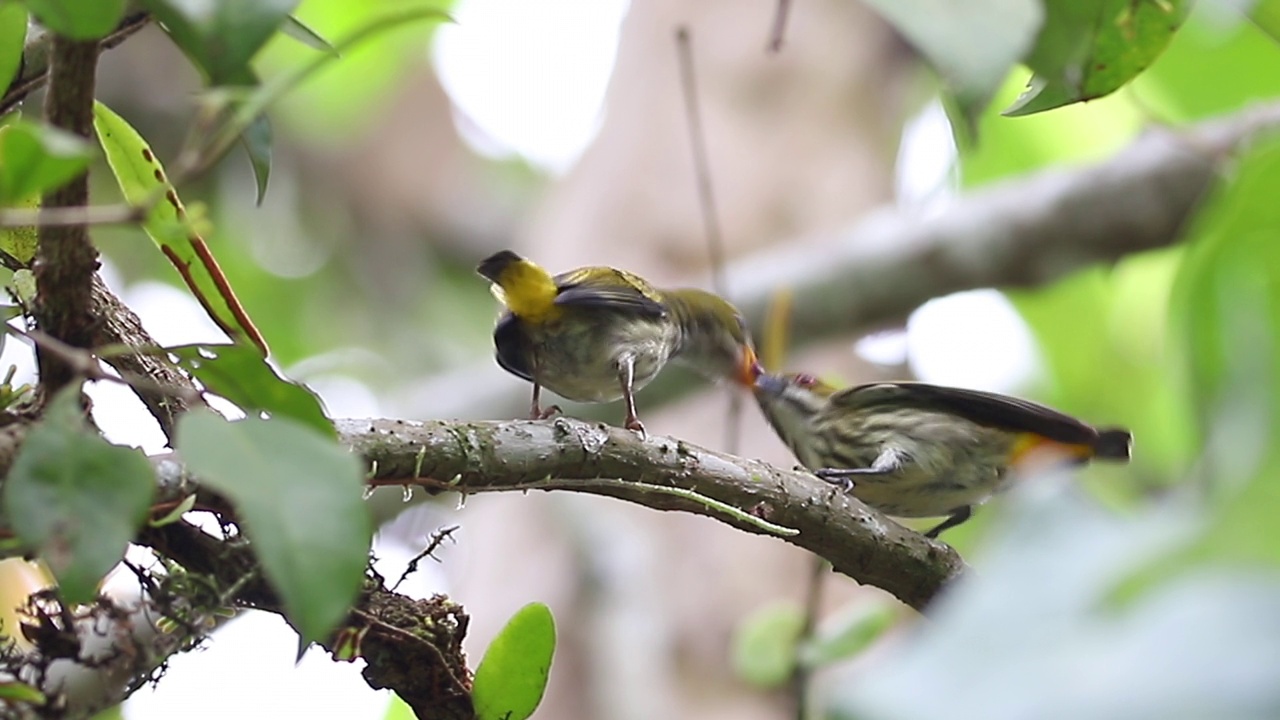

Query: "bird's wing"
<box><xmin>830</xmin><ymin>382</ymin><xmax>1100</xmax><ymax>446</ymax></box>
<box><xmin>552</xmin><ymin>267</ymin><xmax>667</xmax><ymax>317</ymax></box>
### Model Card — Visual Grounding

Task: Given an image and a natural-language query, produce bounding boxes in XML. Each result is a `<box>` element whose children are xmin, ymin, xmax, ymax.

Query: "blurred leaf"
<box><xmin>0</xmin><ymin>195</ymin><xmax>39</xmax><ymax>266</ymax></box>
<box><xmin>281</xmin><ymin>14</ymin><xmax>337</xmax><ymax>54</ymax></box>
<box><xmin>255</xmin><ymin>2</ymin><xmax>451</xmax><ymax>136</ymax></box>
<box><xmin>383</xmin><ymin>695</ymin><xmax>415</xmax><ymax>720</ymax></box>
<box><xmin>0</xmin><ymin>558</ymin><xmax>53</xmax><ymax>648</ymax></box>
<box><xmin>23</xmin><ymin>0</ymin><xmax>125</xmax><ymax>40</ymax></box>
<box><xmin>473</xmin><ymin>601</ymin><xmax>556</xmax><ymax>720</ymax></box>
<box><xmin>2</xmin><ymin>388</ymin><xmax>155</xmax><ymax>604</ymax></box>
<box><xmin>1006</xmin><ymin>0</ymin><xmax>1192</xmax><ymax>116</ymax></box>
<box><xmin>1171</xmin><ymin>137</ymin><xmax>1280</xmax><ymax>565</ymax></box>
<box><xmin>93</xmin><ymin>100</ymin><xmax>267</xmax><ymax>354</ymax></box>
<box><xmin>196</xmin><ymin>6</ymin><xmax>450</xmax><ymax>170</ymax></box>
<box><xmin>1010</xmin><ymin>249</ymin><xmax>1196</xmax><ymax>482</ymax></box>
<box><xmin>240</xmin><ymin>113</ymin><xmax>272</xmax><ymax>205</ymax></box>
<box><xmin>0</xmin><ymin>120</ymin><xmax>93</xmax><ymax>207</ymax></box>
<box><xmin>10</xmin><ymin>267</ymin><xmax>34</xmax><ymax>304</ymax></box>
<box><xmin>731</xmin><ymin>601</ymin><xmax>804</xmax><ymax>688</ymax></box>
<box><xmin>801</xmin><ymin>600</ymin><xmax>897</xmax><ymax>668</ymax></box>
<box><xmin>1248</xmin><ymin>0</ymin><xmax>1280</xmax><ymax>42</ymax></box>
<box><xmin>862</xmin><ymin>0</ymin><xmax>1040</xmax><ymax>134</ymax></box>
<box><xmin>137</xmin><ymin>0</ymin><xmax>299</xmax><ymax>85</ymax></box>
<box><xmin>1138</xmin><ymin>5</ymin><xmax>1280</xmax><ymax>121</ymax></box>
<box><xmin>176</xmin><ymin>410</ymin><xmax>370</xmax><ymax>644</ymax></box>
<box><xmin>0</xmin><ymin>4</ymin><xmax>27</xmax><ymax>92</ymax></box>
<box><xmin>0</xmin><ymin>679</ymin><xmax>45</xmax><ymax>705</ymax></box>
<box><xmin>824</xmin><ymin>476</ymin><xmax>1280</xmax><ymax>720</ymax></box>
<box><xmin>168</xmin><ymin>343</ymin><xmax>332</xmax><ymax>438</ymax></box>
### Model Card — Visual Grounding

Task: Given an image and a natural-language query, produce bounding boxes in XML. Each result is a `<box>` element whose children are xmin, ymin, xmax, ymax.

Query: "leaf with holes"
<box><xmin>176</xmin><ymin>411</ymin><xmax>370</xmax><ymax>644</ymax></box>
<box><xmin>473</xmin><ymin>602</ymin><xmax>556</xmax><ymax>720</ymax></box>
<box><xmin>168</xmin><ymin>343</ymin><xmax>332</xmax><ymax>438</ymax></box>
<box><xmin>1005</xmin><ymin>0</ymin><xmax>1192</xmax><ymax>116</ymax></box>
<box><xmin>93</xmin><ymin>100</ymin><xmax>267</xmax><ymax>353</ymax></box>
<box><xmin>3</xmin><ymin>389</ymin><xmax>155</xmax><ymax>603</ymax></box>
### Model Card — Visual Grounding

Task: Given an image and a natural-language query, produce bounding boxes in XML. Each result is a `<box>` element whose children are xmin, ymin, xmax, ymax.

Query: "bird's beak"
<box><xmin>752</xmin><ymin>371</ymin><xmax>786</xmax><ymax>397</ymax></box>
<box><xmin>737</xmin><ymin>346</ymin><xmax>763</xmax><ymax>387</ymax></box>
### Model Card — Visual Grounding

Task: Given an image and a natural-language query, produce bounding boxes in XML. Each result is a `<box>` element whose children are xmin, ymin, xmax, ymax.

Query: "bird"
<box><xmin>752</xmin><ymin>372</ymin><xmax>1132</xmax><ymax>538</ymax></box>
<box><xmin>477</xmin><ymin>250</ymin><xmax>761</xmax><ymax>436</ymax></box>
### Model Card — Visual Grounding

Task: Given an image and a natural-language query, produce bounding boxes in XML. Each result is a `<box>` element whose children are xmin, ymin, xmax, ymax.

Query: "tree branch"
<box><xmin>33</xmin><ymin>36</ymin><xmax>102</xmax><ymax>396</ymax></box>
<box><xmin>420</xmin><ymin>102</ymin><xmax>1280</xmax><ymax>420</ymax></box>
<box><xmin>89</xmin><ymin>276</ymin><xmax>205</xmax><ymax>439</ymax></box>
<box><xmin>145</xmin><ymin>418</ymin><xmax>964</xmax><ymax>611</ymax></box>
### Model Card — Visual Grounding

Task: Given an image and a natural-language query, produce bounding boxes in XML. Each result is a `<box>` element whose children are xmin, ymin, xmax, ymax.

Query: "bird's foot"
<box><xmin>624</xmin><ymin>414</ymin><xmax>647</xmax><ymax>440</ymax></box>
<box><xmin>814</xmin><ymin>468</ymin><xmax>856</xmax><ymax>492</ymax></box>
<box><xmin>531</xmin><ymin>405</ymin><xmax>562</xmax><ymax>421</ymax></box>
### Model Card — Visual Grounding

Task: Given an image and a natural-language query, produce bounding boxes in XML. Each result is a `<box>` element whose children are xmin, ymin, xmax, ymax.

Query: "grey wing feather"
<box><xmin>832</xmin><ymin>382</ymin><xmax>1100</xmax><ymax>445</ymax></box>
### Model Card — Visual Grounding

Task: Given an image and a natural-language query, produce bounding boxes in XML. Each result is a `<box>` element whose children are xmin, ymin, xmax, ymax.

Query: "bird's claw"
<box><xmin>814</xmin><ymin>469</ymin><xmax>856</xmax><ymax>492</ymax></box>
<box><xmin>531</xmin><ymin>405</ymin><xmax>562</xmax><ymax>421</ymax></box>
<box><xmin>624</xmin><ymin>415</ymin><xmax>647</xmax><ymax>440</ymax></box>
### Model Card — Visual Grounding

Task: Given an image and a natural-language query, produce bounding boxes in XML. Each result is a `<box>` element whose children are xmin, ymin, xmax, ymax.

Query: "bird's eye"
<box><xmin>794</xmin><ymin>373</ymin><xmax>818</xmax><ymax>388</ymax></box>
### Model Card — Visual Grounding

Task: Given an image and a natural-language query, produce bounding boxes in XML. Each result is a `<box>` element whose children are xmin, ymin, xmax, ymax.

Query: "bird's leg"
<box><xmin>528</xmin><ymin>358</ymin><xmax>561</xmax><ymax>420</ymax></box>
<box><xmin>814</xmin><ymin>448</ymin><xmax>902</xmax><ymax>491</ymax></box>
<box><xmin>923</xmin><ymin>506</ymin><xmax>972</xmax><ymax>539</ymax></box>
<box><xmin>617</xmin><ymin>354</ymin><xmax>646</xmax><ymax>439</ymax></box>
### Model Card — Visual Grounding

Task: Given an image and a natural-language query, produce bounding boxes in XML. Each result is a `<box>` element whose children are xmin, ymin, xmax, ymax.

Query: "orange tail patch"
<box><xmin>1009</xmin><ymin>433</ymin><xmax>1094</xmax><ymax>471</ymax></box>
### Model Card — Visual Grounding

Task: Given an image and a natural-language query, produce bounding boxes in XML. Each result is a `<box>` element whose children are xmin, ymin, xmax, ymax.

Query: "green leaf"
<box><xmin>826</xmin><ymin>479</ymin><xmax>1280</xmax><ymax>720</ymax></box>
<box><xmin>10</xmin><ymin>267</ymin><xmax>35</xmax><ymax>303</ymax></box>
<box><xmin>137</xmin><ymin>0</ymin><xmax>300</xmax><ymax>85</ymax></box>
<box><xmin>2</xmin><ymin>388</ymin><xmax>155</xmax><ymax>604</ymax></box>
<box><xmin>168</xmin><ymin>343</ymin><xmax>332</xmax><ymax>439</ymax></box>
<box><xmin>473</xmin><ymin>602</ymin><xmax>556</xmax><ymax>720</ymax></box>
<box><xmin>801</xmin><ymin>600</ymin><xmax>897</xmax><ymax>668</ymax></box>
<box><xmin>1005</xmin><ymin>0</ymin><xmax>1192</xmax><ymax>116</ymax></box>
<box><xmin>0</xmin><ymin>195</ymin><xmax>39</xmax><ymax>266</ymax></box>
<box><xmin>0</xmin><ymin>4</ymin><xmax>27</xmax><ymax>92</ymax></box>
<box><xmin>240</xmin><ymin>113</ymin><xmax>272</xmax><ymax>205</ymax></box>
<box><xmin>861</xmin><ymin>0</ymin><xmax>1041</xmax><ymax>134</ymax></box>
<box><xmin>1247</xmin><ymin>0</ymin><xmax>1280</xmax><ymax>43</ymax></box>
<box><xmin>93</xmin><ymin>100</ymin><xmax>265</xmax><ymax>350</ymax></box>
<box><xmin>0</xmin><ymin>120</ymin><xmax>93</xmax><ymax>206</ymax></box>
<box><xmin>0</xmin><ymin>680</ymin><xmax>46</xmax><ymax>705</ymax></box>
<box><xmin>22</xmin><ymin>0</ymin><xmax>125</xmax><ymax>40</ymax></box>
<box><xmin>730</xmin><ymin>601</ymin><xmax>804</xmax><ymax>688</ymax></box>
<box><xmin>176</xmin><ymin>411</ymin><xmax>370</xmax><ymax>644</ymax></box>
<box><xmin>281</xmin><ymin>14</ymin><xmax>337</xmax><ymax>55</ymax></box>
<box><xmin>1170</xmin><ymin>137</ymin><xmax>1280</xmax><ymax>566</ymax></box>
<box><xmin>192</xmin><ymin>6</ymin><xmax>450</xmax><ymax>172</ymax></box>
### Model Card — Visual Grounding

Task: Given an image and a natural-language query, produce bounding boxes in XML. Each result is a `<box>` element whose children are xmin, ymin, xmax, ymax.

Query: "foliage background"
<box><xmin>4</xmin><ymin>0</ymin><xmax>1280</xmax><ymax>717</ymax></box>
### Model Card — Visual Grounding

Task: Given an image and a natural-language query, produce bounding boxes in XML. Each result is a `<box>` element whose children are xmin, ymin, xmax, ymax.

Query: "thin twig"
<box><xmin>0</xmin><ymin>203</ymin><xmax>146</xmax><ymax>229</ymax></box>
<box><xmin>768</xmin><ymin>0</ymin><xmax>794</xmax><ymax>53</ymax></box>
<box><xmin>6</xmin><ymin>325</ymin><xmax>204</xmax><ymax>405</ymax></box>
<box><xmin>391</xmin><ymin>525</ymin><xmax>460</xmax><ymax>592</ymax></box>
<box><xmin>790</xmin><ymin>554</ymin><xmax>827</xmax><ymax>720</ymax></box>
<box><xmin>675</xmin><ymin>26</ymin><xmax>744</xmax><ymax>454</ymax></box>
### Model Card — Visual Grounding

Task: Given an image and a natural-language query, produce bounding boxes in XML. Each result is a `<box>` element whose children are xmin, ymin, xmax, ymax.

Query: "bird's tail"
<box><xmin>477</xmin><ymin>250</ymin><xmax>559</xmax><ymax>321</ymax></box>
<box><xmin>1093</xmin><ymin>428</ymin><xmax>1132</xmax><ymax>462</ymax></box>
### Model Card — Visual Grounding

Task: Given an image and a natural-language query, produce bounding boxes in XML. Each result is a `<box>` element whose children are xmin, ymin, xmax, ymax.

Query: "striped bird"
<box><xmin>753</xmin><ymin>372</ymin><xmax>1132</xmax><ymax>538</ymax></box>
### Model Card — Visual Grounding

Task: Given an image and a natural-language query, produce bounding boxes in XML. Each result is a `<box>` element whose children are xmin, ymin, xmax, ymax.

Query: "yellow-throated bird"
<box><xmin>753</xmin><ymin>372</ymin><xmax>1132</xmax><ymax>538</ymax></box>
<box><xmin>478</xmin><ymin>250</ymin><xmax>761</xmax><ymax>436</ymax></box>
